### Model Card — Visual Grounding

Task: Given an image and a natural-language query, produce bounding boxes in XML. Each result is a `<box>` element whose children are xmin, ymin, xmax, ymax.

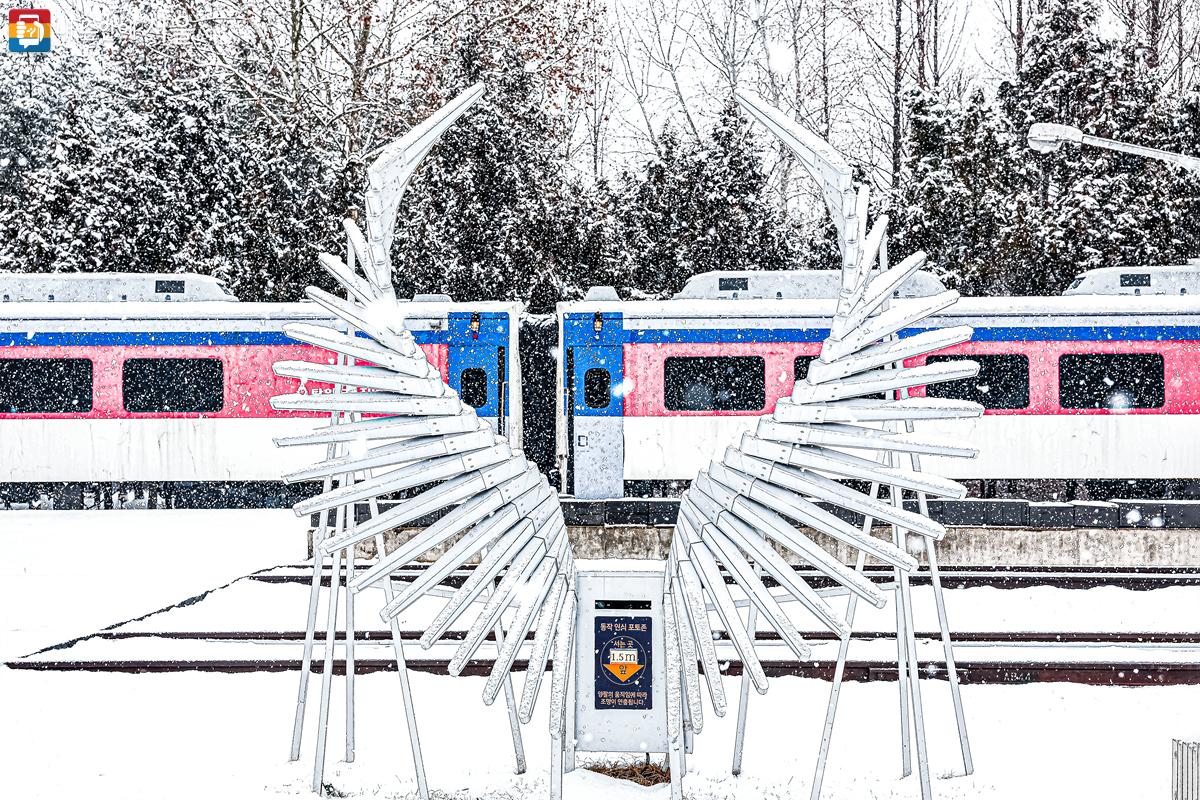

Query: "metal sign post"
<box><xmin>550</xmin><ymin>565</ymin><xmax>687</xmax><ymax>800</ymax></box>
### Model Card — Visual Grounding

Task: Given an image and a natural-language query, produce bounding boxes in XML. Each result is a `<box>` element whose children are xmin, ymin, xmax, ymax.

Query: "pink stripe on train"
<box><xmin>621</xmin><ymin>339</ymin><xmax>1200</xmax><ymax>417</ymax></box>
<box><xmin>0</xmin><ymin>343</ymin><xmax>449</xmax><ymax>419</ymax></box>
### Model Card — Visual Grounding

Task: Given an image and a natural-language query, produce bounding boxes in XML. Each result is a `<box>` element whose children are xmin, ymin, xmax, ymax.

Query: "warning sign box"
<box><xmin>594</xmin><ymin>615</ymin><xmax>653</xmax><ymax>710</ymax></box>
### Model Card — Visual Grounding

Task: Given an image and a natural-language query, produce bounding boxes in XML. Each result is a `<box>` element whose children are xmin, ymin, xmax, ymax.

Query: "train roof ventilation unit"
<box><xmin>673</xmin><ymin>269</ymin><xmax>947</xmax><ymax>300</ymax></box>
<box><xmin>583</xmin><ymin>285</ymin><xmax>620</xmax><ymax>301</ymax></box>
<box><xmin>1064</xmin><ymin>262</ymin><xmax>1200</xmax><ymax>296</ymax></box>
<box><xmin>0</xmin><ymin>272</ymin><xmax>238</xmax><ymax>302</ymax></box>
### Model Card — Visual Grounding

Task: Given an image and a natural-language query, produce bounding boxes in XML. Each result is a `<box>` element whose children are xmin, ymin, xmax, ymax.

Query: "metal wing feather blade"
<box><xmin>363</xmin><ymin>83</ymin><xmax>485</xmax><ymax>289</ymax></box>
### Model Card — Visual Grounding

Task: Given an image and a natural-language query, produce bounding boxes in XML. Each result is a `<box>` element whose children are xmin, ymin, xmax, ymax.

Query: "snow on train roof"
<box><xmin>568</xmin><ymin>293</ymin><xmax>1200</xmax><ymax>316</ymax></box>
<box><xmin>0</xmin><ymin>272</ymin><xmax>237</xmax><ymax>302</ymax></box>
<box><xmin>0</xmin><ymin>299</ymin><xmax>523</xmax><ymax>321</ymax></box>
<box><xmin>1064</xmin><ymin>263</ymin><xmax>1200</xmax><ymax>296</ymax></box>
<box><xmin>561</xmin><ymin>292</ymin><xmax>1200</xmax><ymax>321</ymax></box>
<box><xmin>671</xmin><ymin>269</ymin><xmax>947</xmax><ymax>300</ymax></box>
<box><xmin>565</xmin><ymin>266</ymin><xmax>1200</xmax><ymax>320</ymax></box>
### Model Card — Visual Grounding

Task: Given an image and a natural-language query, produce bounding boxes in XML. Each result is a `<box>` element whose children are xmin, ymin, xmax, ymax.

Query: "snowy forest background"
<box><xmin>1</xmin><ymin>0</ymin><xmax>1199</xmax><ymax>308</ymax></box>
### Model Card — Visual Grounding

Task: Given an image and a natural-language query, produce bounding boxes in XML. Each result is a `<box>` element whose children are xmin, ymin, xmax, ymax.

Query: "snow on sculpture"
<box><xmin>273</xmin><ymin>85</ymin><xmax>979</xmax><ymax>800</ymax></box>
<box><xmin>660</xmin><ymin>89</ymin><xmax>981</xmax><ymax>800</ymax></box>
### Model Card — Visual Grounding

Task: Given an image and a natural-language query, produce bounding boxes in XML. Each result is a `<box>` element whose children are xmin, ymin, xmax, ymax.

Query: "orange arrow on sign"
<box><xmin>603</xmin><ymin>662</ymin><xmax>644</xmax><ymax>682</ymax></box>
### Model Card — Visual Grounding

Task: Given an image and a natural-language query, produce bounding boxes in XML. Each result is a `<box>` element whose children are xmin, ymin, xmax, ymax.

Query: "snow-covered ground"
<box><xmin>3</xmin><ymin>510</ymin><xmax>1199</xmax><ymax>799</ymax></box>
<box><xmin>3</xmin><ymin>668</ymin><xmax>1199</xmax><ymax>798</ymax></box>
<box><xmin>0</xmin><ymin>509</ymin><xmax>308</xmax><ymax>659</ymax></box>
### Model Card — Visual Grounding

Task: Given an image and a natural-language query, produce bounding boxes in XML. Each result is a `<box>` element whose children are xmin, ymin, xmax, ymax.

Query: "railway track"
<box><xmin>11</xmin><ymin>629</ymin><xmax>1200</xmax><ymax>686</ymax></box>
<box><xmin>11</xmin><ymin>565</ymin><xmax>1200</xmax><ymax>685</ymax></box>
<box><xmin>256</xmin><ymin>564</ymin><xmax>1200</xmax><ymax>591</ymax></box>
<box><xmin>42</xmin><ymin>629</ymin><xmax>1200</xmax><ymax>645</ymax></box>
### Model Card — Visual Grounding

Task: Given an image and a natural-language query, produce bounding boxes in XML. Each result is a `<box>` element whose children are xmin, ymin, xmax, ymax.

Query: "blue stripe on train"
<box><xmin>932</xmin><ymin>326</ymin><xmax>1200</xmax><ymax>342</ymax></box>
<box><xmin>3</xmin><ymin>331</ymin><xmax>306</xmax><ymax>346</ymax></box>
<box><xmin>563</xmin><ymin>314</ymin><xmax>1200</xmax><ymax>346</ymax></box>
<box><xmin>0</xmin><ymin>312</ymin><xmax>513</xmax><ymax>347</ymax></box>
<box><xmin>0</xmin><ymin>311</ymin><xmax>513</xmax><ymax>416</ymax></box>
<box><xmin>0</xmin><ymin>331</ymin><xmax>444</xmax><ymax>347</ymax></box>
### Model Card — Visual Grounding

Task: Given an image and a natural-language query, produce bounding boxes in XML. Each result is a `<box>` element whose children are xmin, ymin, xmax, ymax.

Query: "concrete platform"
<box><xmin>317</xmin><ymin>524</ymin><xmax>1200</xmax><ymax>567</ymax></box>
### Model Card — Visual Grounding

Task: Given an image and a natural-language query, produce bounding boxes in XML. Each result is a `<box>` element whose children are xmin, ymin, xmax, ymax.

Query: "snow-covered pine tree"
<box><xmin>895</xmin><ymin>88</ymin><xmax>1018</xmax><ymax>293</ymax></box>
<box><xmin>0</xmin><ymin>53</ymin><xmax>95</xmax><ymax>273</ymax></box>
<box><xmin>1142</xmin><ymin>86</ymin><xmax>1200</xmax><ymax>263</ymax></box>
<box><xmin>688</xmin><ymin>103</ymin><xmax>796</xmax><ymax>279</ymax></box>
<box><xmin>897</xmin><ymin>0</ymin><xmax>1199</xmax><ymax>296</ymax></box>
<box><xmin>614</xmin><ymin>129</ymin><xmax>699</xmax><ymax>296</ymax></box>
<box><xmin>1006</xmin><ymin>0</ymin><xmax>1164</xmax><ymax>292</ymax></box>
<box><xmin>615</xmin><ymin>104</ymin><xmax>794</xmax><ymax>298</ymax></box>
<box><xmin>0</xmin><ymin>20</ymin><xmax>344</xmax><ymax>299</ymax></box>
<box><xmin>386</xmin><ymin>0</ymin><xmax>604</xmax><ymax>312</ymax></box>
<box><xmin>72</xmin><ymin>35</ymin><xmax>248</xmax><ymax>278</ymax></box>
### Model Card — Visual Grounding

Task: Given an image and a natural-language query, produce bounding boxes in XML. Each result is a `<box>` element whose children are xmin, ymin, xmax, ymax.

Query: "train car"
<box><xmin>557</xmin><ymin>267</ymin><xmax>1200</xmax><ymax>500</ymax></box>
<box><xmin>0</xmin><ymin>292</ymin><xmax>522</xmax><ymax>507</ymax></box>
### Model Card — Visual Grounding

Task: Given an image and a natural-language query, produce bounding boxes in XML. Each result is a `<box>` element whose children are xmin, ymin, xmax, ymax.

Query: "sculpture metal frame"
<box><xmin>273</xmin><ymin>85</ymin><xmax>981</xmax><ymax>800</ymax></box>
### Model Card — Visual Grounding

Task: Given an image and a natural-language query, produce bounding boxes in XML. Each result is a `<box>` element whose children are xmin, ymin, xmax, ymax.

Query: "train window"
<box><xmin>926</xmin><ymin>354</ymin><xmax>1030</xmax><ymax>409</ymax></box>
<box><xmin>794</xmin><ymin>354</ymin><xmax>887</xmax><ymax>398</ymax></box>
<box><xmin>1120</xmin><ymin>274</ymin><xmax>1151</xmax><ymax>288</ymax></box>
<box><xmin>123</xmin><ymin>358</ymin><xmax>224</xmax><ymax>413</ymax></box>
<box><xmin>155</xmin><ymin>279</ymin><xmax>185</xmax><ymax>294</ymax></box>
<box><xmin>664</xmin><ymin>356</ymin><xmax>765</xmax><ymax>411</ymax></box>
<box><xmin>1059</xmin><ymin>353</ymin><xmax>1164</xmax><ymax>409</ymax></box>
<box><xmin>584</xmin><ymin>368</ymin><xmax>611</xmax><ymax>408</ymax></box>
<box><xmin>719</xmin><ymin>277</ymin><xmax>750</xmax><ymax>292</ymax></box>
<box><xmin>0</xmin><ymin>358</ymin><xmax>92</xmax><ymax>413</ymax></box>
<box><xmin>459</xmin><ymin>368</ymin><xmax>488</xmax><ymax>408</ymax></box>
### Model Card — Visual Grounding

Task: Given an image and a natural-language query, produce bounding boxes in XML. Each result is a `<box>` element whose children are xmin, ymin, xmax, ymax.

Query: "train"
<box><xmin>557</xmin><ymin>265</ymin><xmax>1200</xmax><ymax>501</ymax></box>
<box><xmin>0</xmin><ymin>273</ymin><xmax>522</xmax><ymax>507</ymax></box>
<box><xmin>3</xmin><ymin>263</ymin><xmax>1200</xmax><ymax>507</ymax></box>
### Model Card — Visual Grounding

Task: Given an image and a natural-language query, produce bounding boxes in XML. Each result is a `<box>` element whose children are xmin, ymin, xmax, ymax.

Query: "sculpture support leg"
<box><xmin>365</xmin><ymin>494</ymin><xmax>429</xmax><ymax>800</ymax></box>
<box><xmin>908</xmin><ymin>444</ymin><xmax>974</xmax><ymax>777</ymax></box>
<box><xmin>312</xmin><ymin>544</ymin><xmax>344</xmax><ymax>794</ymax></box>
<box><xmin>731</xmin><ymin>567</ymin><xmax>760</xmax><ymax>776</ymax></box>
<box><xmin>898</xmin><ymin>566</ymin><xmax>933</xmax><ymax>800</ymax></box>
<box><xmin>550</xmin><ymin>734</ymin><xmax>564</xmax><ymax>800</ymax></box>
<box><xmin>294</xmin><ymin>349</ymin><xmax>352</xmax><ymax>765</ymax></box>
<box><xmin>388</xmin><ymin>619</ymin><xmax>429</xmax><ymax>799</ymax></box>
<box><xmin>477</xmin><ymin>550</ymin><xmax>527</xmax><ymax>775</ymax></box>
<box><xmin>494</xmin><ymin>620</ymin><xmax>528</xmax><ymax>773</ymax></box>
<box><xmin>664</xmin><ymin>595</ymin><xmax>685</xmax><ymax>800</ymax></box>
<box><xmin>291</xmin><ymin>470</ymin><xmax>337</xmax><ymax>761</ymax></box>
<box><xmin>892</xmin><ymin>506</ymin><xmax>913</xmax><ymax>778</ymax></box>
<box><xmin>345</xmin><ymin>518</ymin><xmax>356</xmax><ymax>764</ymax></box>
<box><xmin>811</xmin><ymin>480</ymin><xmax>879</xmax><ymax>800</ymax></box>
<box><xmin>888</xmin><ymin>455</ymin><xmax>932</xmax><ymax>799</ymax></box>
<box><xmin>924</xmin><ymin>536</ymin><xmax>973</xmax><ymax>774</ymax></box>
<box><xmin>291</xmin><ymin>520</ymin><xmax>328</xmax><ymax>762</ymax></box>
<box><xmin>565</xmin><ymin>664</ymin><xmax>576</xmax><ymax>773</ymax></box>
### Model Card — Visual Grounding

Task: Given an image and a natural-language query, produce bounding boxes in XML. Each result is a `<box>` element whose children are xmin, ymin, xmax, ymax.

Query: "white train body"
<box><xmin>0</xmin><ymin>298</ymin><xmax>522</xmax><ymax>501</ymax></box>
<box><xmin>557</xmin><ymin>270</ymin><xmax>1200</xmax><ymax>499</ymax></box>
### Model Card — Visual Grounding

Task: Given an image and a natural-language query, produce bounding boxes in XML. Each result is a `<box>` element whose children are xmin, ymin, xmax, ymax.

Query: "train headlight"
<box><xmin>593</xmin><ymin>312</ymin><xmax>603</xmax><ymax>334</ymax></box>
<box><xmin>470</xmin><ymin>312</ymin><xmax>480</xmax><ymax>340</ymax></box>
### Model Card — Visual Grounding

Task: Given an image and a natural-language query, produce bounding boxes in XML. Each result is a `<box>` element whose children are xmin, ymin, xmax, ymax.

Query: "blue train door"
<box><xmin>448</xmin><ymin>312</ymin><xmax>510</xmax><ymax>438</ymax></box>
<box><xmin>564</xmin><ymin>311</ymin><xmax>624</xmax><ymax>499</ymax></box>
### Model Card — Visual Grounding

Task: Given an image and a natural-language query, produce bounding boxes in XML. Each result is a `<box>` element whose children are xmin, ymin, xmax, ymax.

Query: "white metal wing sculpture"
<box><xmin>658</xmin><ymin>92</ymin><xmax>981</xmax><ymax>800</ymax></box>
<box><xmin>274</xmin><ymin>85</ymin><xmax>979</xmax><ymax>800</ymax></box>
<box><xmin>274</xmin><ymin>84</ymin><xmax>573</xmax><ymax>797</ymax></box>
